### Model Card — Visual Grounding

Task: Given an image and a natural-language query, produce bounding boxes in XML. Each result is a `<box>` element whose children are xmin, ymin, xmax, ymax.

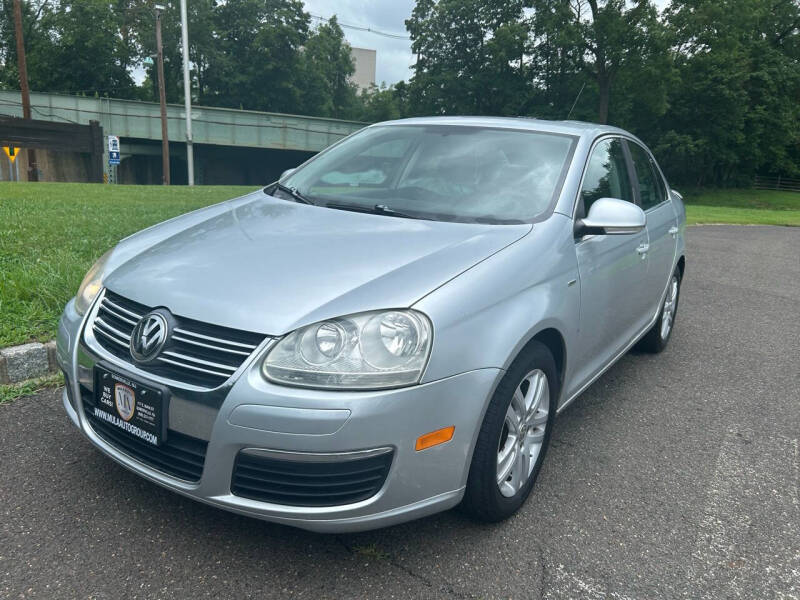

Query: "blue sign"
<box><xmin>108</xmin><ymin>151</ymin><xmax>120</xmax><ymax>166</ymax></box>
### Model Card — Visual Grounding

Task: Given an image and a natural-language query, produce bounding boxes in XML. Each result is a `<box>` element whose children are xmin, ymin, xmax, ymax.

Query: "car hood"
<box><xmin>104</xmin><ymin>192</ymin><xmax>531</xmax><ymax>335</ymax></box>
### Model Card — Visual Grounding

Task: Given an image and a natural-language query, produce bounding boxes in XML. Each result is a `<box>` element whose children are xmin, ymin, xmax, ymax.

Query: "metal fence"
<box><xmin>754</xmin><ymin>175</ymin><xmax>800</xmax><ymax>192</ymax></box>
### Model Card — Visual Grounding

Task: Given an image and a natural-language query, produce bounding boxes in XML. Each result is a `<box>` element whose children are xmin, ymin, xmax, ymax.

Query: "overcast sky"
<box><xmin>304</xmin><ymin>0</ymin><xmax>672</xmax><ymax>86</ymax></box>
<box><xmin>302</xmin><ymin>0</ymin><xmax>417</xmax><ymax>85</ymax></box>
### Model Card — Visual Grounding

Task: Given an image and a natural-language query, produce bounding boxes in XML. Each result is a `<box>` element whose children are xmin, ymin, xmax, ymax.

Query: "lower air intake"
<box><xmin>231</xmin><ymin>449</ymin><xmax>393</xmax><ymax>507</ymax></box>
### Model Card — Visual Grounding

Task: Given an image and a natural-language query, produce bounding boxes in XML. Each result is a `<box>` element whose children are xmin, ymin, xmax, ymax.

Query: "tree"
<box><xmin>529</xmin><ymin>0</ymin><xmax>664</xmax><ymax>124</ymax></box>
<box><xmin>298</xmin><ymin>16</ymin><xmax>360</xmax><ymax>119</ymax></box>
<box><xmin>1</xmin><ymin>0</ymin><xmax>797</xmax><ymax>190</ymax></box>
<box><xmin>359</xmin><ymin>83</ymin><xmax>404</xmax><ymax>122</ymax></box>
<box><xmin>0</xmin><ymin>1</ymin><xmax>55</xmax><ymax>91</ymax></box>
<box><xmin>202</xmin><ymin>0</ymin><xmax>309</xmax><ymax>112</ymax></box>
<box><xmin>129</xmin><ymin>0</ymin><xmax>216</xmax><ymax>105</ymax></box>
<box><xmin>0</xmin><ymin>1</ymin><xmax>369</xmax><ymax>119</ymax></box>
<box><xmin>525</xmin><ymin>0</ymin><xmax>586</xmax><ymax>119</ymax></box>
<box><xmin>406</xmin><ymin>0</ymin><xmax>529</xmax><ymax>115</ymax></box>
<box><xmin>42</xmin><ymin>0</ymin><xmax>137</xmax><ymax>97</ymax></box>
<box><xmin>656</xmin><ymin>0</ymin><xmax>800</xmax><ymax>185</ymax></box>
<box><xmin>0</xmin><ymin>0</ymin><xmax>136</xmax><ymax>97</ymax></box>
<box><xmin>586</xmin><ymin>0</ymin><xmax>660</xmax><ymax>124</ymax></box>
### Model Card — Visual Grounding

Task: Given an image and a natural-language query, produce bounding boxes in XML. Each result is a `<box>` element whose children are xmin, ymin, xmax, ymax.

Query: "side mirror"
<box><xmin>575</xmin><ymin>197</ymin><xmax>646</xmax><ymax>236</ymax></box>
<box><xmin>279</xmin><ymin>168</ymin><xmax>296</xmax><ymax>181</ymax></box>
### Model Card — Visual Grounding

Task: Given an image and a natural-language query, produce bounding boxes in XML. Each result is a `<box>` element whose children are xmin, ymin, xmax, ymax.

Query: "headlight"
<box><xmin>262</xmin><ymin>310</ymin><xmax>432</xmax><ymax>390</ymax></box>
<box><xmin>74</xmin><ymin>250</ymin><xmax>113</xmax><ymax>315</ymax></box>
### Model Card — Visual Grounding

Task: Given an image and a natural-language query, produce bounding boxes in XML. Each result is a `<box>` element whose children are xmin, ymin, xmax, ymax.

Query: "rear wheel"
<box><xmin>638</xmin><ymin>266</ymin><xmax>681</xmax><ymax>353</ymax></box>
<box><xmin>460</xmin><ymin>342</ymin><xmax>558</xmax><ymax>522</ymax></box>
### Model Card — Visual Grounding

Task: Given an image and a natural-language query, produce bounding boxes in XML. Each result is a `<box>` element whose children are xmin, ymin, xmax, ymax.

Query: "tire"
<box><xmin>637</xmin><ymin>266</ymin><xmax>682</xmax><ymax>354</ymax></box>
<box><xmin>460</xmin><ymin>341</ymin><xmax>559</xmax><ymax>522</ymax></box>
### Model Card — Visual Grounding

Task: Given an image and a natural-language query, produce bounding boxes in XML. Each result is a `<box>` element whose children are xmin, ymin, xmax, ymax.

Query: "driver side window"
<box><xmin>579</xmin><ymin>138</ymin><xmax>634</xmax><ymax>218</ymax></box>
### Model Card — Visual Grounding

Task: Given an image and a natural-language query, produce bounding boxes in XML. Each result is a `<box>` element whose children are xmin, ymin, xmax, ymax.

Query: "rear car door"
<box><xmin>572</xmin><ymin>137</ymin><xmax>651</xmax><ymax>391</ymax></box>
<box><xmin>626</xmin><ymin>141</ymin><xmax>678</xmax><ymax>314</ymax></box>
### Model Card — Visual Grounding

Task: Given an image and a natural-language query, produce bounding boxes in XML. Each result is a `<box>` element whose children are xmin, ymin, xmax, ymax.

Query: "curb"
<box><xmin>0</xmin><ymin>341</ymin><xmax>59</xmax><ymax>384</ymax></box>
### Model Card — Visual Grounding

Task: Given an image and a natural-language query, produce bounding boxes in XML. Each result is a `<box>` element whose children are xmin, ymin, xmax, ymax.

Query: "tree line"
<box><xmin>1</xmin><ymin>0</ymin><xmax>799</xmax><ymax>187</ymax></box>
<box><xmin>0</xmin><ymin>0</ymin><xmax>361</xmax><ymax>118</ymax></box>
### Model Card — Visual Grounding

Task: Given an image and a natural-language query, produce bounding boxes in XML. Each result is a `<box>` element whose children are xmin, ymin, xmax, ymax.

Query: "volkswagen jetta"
<box><xmin>57</xmin><ymin>117</ymin><xmax>686</xmax><ymax>532</ymax></box>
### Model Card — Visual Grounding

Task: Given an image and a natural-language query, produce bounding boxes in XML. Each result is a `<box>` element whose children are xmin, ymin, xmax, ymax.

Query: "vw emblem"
<box><xmin>130</xmin><ymin>312</ymin><xmax>169</xmax><ymax>363</ymax></box>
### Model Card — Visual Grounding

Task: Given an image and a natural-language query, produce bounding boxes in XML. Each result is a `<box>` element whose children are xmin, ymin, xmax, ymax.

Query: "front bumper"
<box><xmin>57</xmin><ymin>298</ymin><xmax>500</xmax><ymax>532</ymax></box>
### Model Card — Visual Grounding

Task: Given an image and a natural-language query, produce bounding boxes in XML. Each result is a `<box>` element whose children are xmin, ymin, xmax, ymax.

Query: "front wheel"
<box><xmin>460</xmin><ymin>341</ymin><xmax>558</xmax><ymax>522</ymax></box>
<box><xmin>638</xmin><ymin>266</ymin><xmax>681</xmax><ymax>353</ymax></box>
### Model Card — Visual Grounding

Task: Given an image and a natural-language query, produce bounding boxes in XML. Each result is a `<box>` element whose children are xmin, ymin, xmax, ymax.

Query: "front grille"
<box><xmin>90</xmin><ymin>289</ymin><xmax>266</xmax><ymax>389</ymax></box>
<box><xmin>81</xmin><ymin>385</ymin><xmax>208</xmax><ymax>482</ymax></box>
<box><xmin>231</xmin><ymin>450</ymin><xmax>394</xmax><ymax>507</ymax></box>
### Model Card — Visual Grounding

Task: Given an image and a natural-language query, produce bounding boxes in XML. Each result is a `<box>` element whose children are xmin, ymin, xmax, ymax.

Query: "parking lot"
<box><xmin>1</xmin><ymin>225</ymin><xmax>798</xmax><ymax>599</ymax></box>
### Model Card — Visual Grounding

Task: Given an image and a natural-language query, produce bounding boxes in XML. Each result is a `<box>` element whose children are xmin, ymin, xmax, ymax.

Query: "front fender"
<box><xmin>415</xmin><ymin>213</ymin><xmax>579</xmax><ymax>385</ymax></box>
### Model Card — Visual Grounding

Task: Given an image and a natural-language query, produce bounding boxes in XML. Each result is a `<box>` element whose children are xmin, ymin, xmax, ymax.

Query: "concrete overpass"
<box><xmin>0</xmin><ymin>91</ymin><xmax>366</xmax><ymax>184</ymax></box>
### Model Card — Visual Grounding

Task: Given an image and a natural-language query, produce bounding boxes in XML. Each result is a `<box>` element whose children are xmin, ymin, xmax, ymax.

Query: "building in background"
<box><xmin>350</xmin><ymin>47</ymin><xmax>377</xmax><ymax>91</ymax></box>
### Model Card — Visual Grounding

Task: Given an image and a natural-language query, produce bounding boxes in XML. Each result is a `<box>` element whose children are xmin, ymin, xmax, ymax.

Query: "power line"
<box><xmin>0</xmin><ymin>97</ymin><xmax>81</xmax><ymax>124</ymax></box>
<box><xmin>310</xmin><ymin>14</ymin><xmax>410</xmax><ymax>40</ymax></box>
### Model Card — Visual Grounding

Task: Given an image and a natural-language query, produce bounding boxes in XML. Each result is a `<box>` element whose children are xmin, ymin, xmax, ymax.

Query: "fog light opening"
<box><xmin>415</xmin><ymin>426</ymin><xmax>455</xmax><ymax>451</ymax></box>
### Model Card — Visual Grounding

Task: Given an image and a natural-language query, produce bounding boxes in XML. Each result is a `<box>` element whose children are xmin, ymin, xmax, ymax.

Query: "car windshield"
<box><xmin>280</xmin><ymin>124</ymin><xmax>577</xmax><ymax>224</ymax></box>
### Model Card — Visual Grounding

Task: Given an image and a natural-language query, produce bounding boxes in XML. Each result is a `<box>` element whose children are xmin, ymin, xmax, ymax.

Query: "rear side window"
<box><xmin>628</xmin><ymin>142</ymin><xmax>666</xmax><ymax>210</ymax></box>
<box><xmin>579</xmin><ymin>138</ymin><xmax>633</xmax><ymax>217</ymax></box>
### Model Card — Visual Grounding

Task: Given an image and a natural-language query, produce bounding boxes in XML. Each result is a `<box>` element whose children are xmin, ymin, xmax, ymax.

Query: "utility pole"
<box><xmin>180</xmin><ymin>0</ymin><xmax>194</xmax><ymax>185</ymax></box>
<box><xmin>155</xmin><ymin>5</ymin><xmax>170</xmax><ymax>185</ymax></box>
<box><xmin>13</xmin><ymin>0</ymin><xmax>38</xmax><ymax>182</ymax></box>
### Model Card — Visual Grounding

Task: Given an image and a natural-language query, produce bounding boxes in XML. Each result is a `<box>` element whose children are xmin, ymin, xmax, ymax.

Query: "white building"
<box><xmin>350</xmin><ymin>47</ymin><xmax>377</xmax><ymax>91</ymax></box>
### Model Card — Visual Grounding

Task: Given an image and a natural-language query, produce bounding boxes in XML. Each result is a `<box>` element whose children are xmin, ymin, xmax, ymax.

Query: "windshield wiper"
<box><xmin>270</xmin><ymin>182</ymin><xmax>315</xmax><ymax>205</ymax></box>
<box><xmin>324</xmin><ymin>202</ymin><xmax>422</xmax><ymax>220</ymax></box>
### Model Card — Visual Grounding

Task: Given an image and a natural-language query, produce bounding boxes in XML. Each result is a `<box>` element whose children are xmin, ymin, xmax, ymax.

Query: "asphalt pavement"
<box><xmin>1</xmin><ymin>225</ymin><xmax>798</xmax><ymax>599</ymax></box>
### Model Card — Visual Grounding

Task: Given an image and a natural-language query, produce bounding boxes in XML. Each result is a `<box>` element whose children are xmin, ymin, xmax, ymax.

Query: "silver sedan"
<box><xmin>57</xmin><ymin>117</ymin><xmax>686</xmax><ymax>532</ymax></box>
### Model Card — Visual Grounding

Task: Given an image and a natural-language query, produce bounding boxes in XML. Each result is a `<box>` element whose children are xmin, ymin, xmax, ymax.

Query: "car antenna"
<box><xmin>566</xmin><ymin>82</ymin><xmax>586</xmax><ymax>120</ymax></box>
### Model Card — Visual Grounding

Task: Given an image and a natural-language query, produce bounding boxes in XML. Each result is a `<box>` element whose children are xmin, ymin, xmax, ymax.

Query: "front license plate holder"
<box><xmin>93</xmin><ymin>365</ymin><xmax>168</xmax><ymax>446</ymax></box>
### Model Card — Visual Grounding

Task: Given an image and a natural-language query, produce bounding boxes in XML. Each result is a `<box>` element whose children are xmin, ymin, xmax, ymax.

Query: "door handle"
<box><xmin>668</xmin><ymin>226</ymin><xmax>679</xmax><ymax>238</ymax></box>
<box><xmin>636</xmin><ymin>243</ymin><xmax>650</xmax><ymax>257</ymax></box>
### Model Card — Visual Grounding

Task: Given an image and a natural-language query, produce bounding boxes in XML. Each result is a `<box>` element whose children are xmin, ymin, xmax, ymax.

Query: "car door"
<box><xmin>571</xmin><ymin>137</ymin><xmax>652</xmax><ymax>392</ymax></box>
<box><xmin>626</xmin><ymin>141</ymin><xmax>678</xmax><ymax>315</ymax></box>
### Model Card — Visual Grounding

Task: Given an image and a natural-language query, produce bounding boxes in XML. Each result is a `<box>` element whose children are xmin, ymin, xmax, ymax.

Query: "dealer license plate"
<box><xmin>93</xmin><ymin>366</ymin><xmax>166</xmax><ymax>446</ymax></box>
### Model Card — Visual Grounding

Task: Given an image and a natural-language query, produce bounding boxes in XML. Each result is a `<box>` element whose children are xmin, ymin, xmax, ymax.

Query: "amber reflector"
<box><xmin>415</xmin><ymin>426</ymin><xmax>455</xmax><ymax>451</ymax></box>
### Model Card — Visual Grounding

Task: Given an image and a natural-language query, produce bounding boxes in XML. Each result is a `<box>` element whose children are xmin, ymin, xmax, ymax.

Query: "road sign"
<box><xmin>3</xmin><ymin>146</ymin><xmax>18</xmax><ymax>162</ymax></box>
<box><xmin>108</xmin><ymin>135</ymin><xmax>121</xmax><ymax>165</ymax></box>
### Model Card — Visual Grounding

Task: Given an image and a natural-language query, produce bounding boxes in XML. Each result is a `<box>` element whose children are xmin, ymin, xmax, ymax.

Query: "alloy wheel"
<box><xmin>660</xmin><ymin>275</ymin><xmax>679</xmax><ymax>340</ymax></box>
<box><xmin>496</xmin><ymin>369</ymin><xmax>550</xmax><ymax>498</ymax></box>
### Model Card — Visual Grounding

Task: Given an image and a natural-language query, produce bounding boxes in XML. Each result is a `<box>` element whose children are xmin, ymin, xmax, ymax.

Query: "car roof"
<box><xmin>376</xmin><ymin>116</ymin><xmax>636</xmax><ymax>142</ymax></box>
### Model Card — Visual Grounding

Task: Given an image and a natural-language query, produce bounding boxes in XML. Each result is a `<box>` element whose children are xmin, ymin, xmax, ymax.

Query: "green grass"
<box><xmin>685</xmin><ymin>205</ymin><xmax>800</xmax><ymax>226</ymax></box>
<box><xmin>683</xmin><ymin>188</ymin><xmax>800</xmax><ymax>225</ymax></box>
<box><xmin>0</xmin><ymin>372</ymin><xmax>63</xmax><ymax>405</ymax></box>
<box><xmin>0</xmin><ymin>182</ymin><xmax>258</xmax><ymax>347</ymax></box>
